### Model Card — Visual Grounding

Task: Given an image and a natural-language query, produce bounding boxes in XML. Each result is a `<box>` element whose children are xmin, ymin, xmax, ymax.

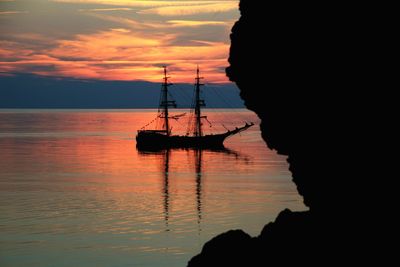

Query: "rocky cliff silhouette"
<box><xmin>188</xmin><ymin>1</ymin><xmax>382</xmax><ymax>266</ymax></box>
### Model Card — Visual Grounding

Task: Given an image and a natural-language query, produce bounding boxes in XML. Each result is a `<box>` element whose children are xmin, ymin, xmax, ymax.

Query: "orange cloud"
<box><xmin>138</xmin><ymin>2</ymin><xmax>237</xmax><ymax>16</ymax></box>
<box><xmin>167</xmin><ymin>20</ymin><xmax>228</xmax><ymax>27</ymax></box>
<box><xmin>78</xmin><ymin>7</ymin><xmax>133</xmax><ymax>12</ymax></box>
<box><xmin>53</xmin><ymin>0</ymin><xmax>236</xmax><ymax>8</ymax></box>
<box><xmin>48</xmin><ymin>30</ymin><xmax>172</xmax><ymax>60</ymax></box>
<box><xmin>0</xmin><ymin>40</ymin><xmax>34</xmax><ymax>59</ymax></box>
<box><xmin>41</xmin><ymin>29</ymin><xmax>228</xmax><ymax>82</ymax></box>
<box><xmin>0</xmin><ymin>30</ymin><xmax>230</xmax><ymax>83</ymax></box>
<box><xmin>1</xmin><ymin>0</ymin><xmax>239</xmax><ymax>83</ymax></box>
<box><xmin>0</xmin><ymin>11</ymin><xmax>28</xmax><ymax>15</ymax></box>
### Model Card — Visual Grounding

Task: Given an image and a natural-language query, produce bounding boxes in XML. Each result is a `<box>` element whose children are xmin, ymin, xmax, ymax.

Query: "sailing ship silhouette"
<box><xmin>136</xmin><ymin>66</ymin><xmax>253</xmax><ymax>150</ymax></box>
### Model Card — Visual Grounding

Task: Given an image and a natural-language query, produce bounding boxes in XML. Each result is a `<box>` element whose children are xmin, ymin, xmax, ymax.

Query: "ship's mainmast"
<box><xmin>194</xmin><ymin>66</ymin><xmax>206</xmax><ymax>137</ymax></box>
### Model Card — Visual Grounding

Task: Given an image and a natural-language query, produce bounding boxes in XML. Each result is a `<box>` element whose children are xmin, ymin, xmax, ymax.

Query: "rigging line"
<box><xmin>186</xmin><ymin>84</ymin><xmax>197</xmax><ymax>134</ymax></box>
<box><xmin>208</xmin><ymin>85</ymin><xmax>248</xmax><ymax>120</ymax></box>
<box><xmin>172</xmin><ymin>116</ymin><xmax>188</xmax><ymax>132</ymax></box>
<box><xmin>186</xmin><ymin>82</ymin><xmax>229</xmax><ymax>131</ymax></box>
<box><xmin>200</xmin><ymin>85</ymin><xmax>228</xmax><ymax>114</ymax></box>
<box><xmin>209</xmin><ymin>86</ymin><xmax>237</xmax><ymax>109</ymax></box>
<box><xmin>167</xmin><ymin>91</ymin><xmax>177</xmax><ymax>104</ymax></box>
<box><xmin>203</xmin><ymin>106</ymin><xmax>247</xmax><ymax>131</ymax></box>
<box><xmin>170</xmin><ymin>88</ymin><xmax>192</xmax><ymax>108</ymax></box>
<box><xmin>208</xmin><ymin>86</ymin><xmax>254</xmax><ymax>122</ymax></box>
<box><xmin>141</xmin><ymin>114</ymin><xmax>161</xmax><ymax>129</ymax></box>
<box><xmin>157</xmin><ymin>85</ymin><xmax>163</xmax><ymax>113</ymax></box>
<box><xmin>195</xmin><ymin>83</ymin><xmax>215</xmax><ymax>135</ymax></box>
<box><xmin>180</xmin><ymin>87</ymin><xmax>194</xmax><ymax>100</ymax></box>
<box><xmin>172</xmin><ymin>86</ymin><xmax>193</xmax><ymax>103</ymax></box>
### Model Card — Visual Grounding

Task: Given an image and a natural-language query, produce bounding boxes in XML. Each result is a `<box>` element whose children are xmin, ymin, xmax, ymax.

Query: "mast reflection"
<box><xmin>163</xmin><ymin>149</ymin><xmax>170</xmax><ymax>230</ymax></box>
<box><xmin>137</xmin><ymin>147</ymin><xmax>250</xmax><ymax>232</ymax></box>
<box><xmin>194</xmin><ymin>149</ymin><xmax>202</xmax><ymax>226</ymax></box>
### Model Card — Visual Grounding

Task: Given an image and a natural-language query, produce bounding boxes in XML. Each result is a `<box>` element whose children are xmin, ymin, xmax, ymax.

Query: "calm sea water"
<box><xmin>0</xmin><ymin>109</ymin><xmax>305</xmax><ymax>267</ymax></box>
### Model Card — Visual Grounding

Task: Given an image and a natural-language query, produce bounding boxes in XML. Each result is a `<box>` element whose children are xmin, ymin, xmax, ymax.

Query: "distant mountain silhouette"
<box><xmin>0</xmin><ymin>73</ymin><xmax>244</xmax><ymax>108</ymax></box>
<box><xmin>188</xmin><ymin>0</ymin><xmax>385</xmax><ymax>266</ymax></box>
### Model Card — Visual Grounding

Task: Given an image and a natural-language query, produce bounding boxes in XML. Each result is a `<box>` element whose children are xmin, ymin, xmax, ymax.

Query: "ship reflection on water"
<box><xmin>137</xmin><ymin>147</ymin><xmax>250</xmax><ymax>232</ymax></box>
<box><xmin>0</xmin><ymin>109</ymin><xmax>304</xmax><ymax>267</ymax></box>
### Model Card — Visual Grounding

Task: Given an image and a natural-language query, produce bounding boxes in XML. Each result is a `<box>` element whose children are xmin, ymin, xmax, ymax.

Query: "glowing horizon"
<box><xmin>0</xmin><ymin>0</ymin><xmax>239</xmax><ymax>83</ymax></box>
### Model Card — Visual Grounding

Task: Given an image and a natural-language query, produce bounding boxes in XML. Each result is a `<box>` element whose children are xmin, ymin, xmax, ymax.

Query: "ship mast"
<box><xmin>160</xmin><ymin>66</ymin><xmax>176</xmax><ymax>136</ymax></box>
<box><xmin>194</xmin><ymin>66</ymin><xmax>205</xmax><ymax>137</ymax></box>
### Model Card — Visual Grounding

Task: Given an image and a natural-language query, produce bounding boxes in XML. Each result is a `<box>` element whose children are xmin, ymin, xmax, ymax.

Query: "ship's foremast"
<box><xmin>160</xmin><ymin>66</ymin><xmax>176</xmax><ymax>136</ymax></box>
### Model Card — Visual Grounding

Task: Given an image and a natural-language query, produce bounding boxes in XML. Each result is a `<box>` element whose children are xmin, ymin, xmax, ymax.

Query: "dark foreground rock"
<box><xmin>188</xmin><ymin>0</ymin><xmax>389</xmax><ymax>266</ymax></box>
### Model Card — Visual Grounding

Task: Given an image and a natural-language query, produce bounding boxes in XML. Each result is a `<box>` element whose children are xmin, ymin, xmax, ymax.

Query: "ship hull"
<box><xmin>136</xmin><ymin>131</ymin><xmax>227</xmax><ymax>150</ymax></box>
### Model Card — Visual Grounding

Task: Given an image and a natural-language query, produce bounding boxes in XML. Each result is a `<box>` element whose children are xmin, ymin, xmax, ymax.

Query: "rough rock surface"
<box><xmin>187</xmin><ymin>1</ymin><xmax>384</xmax><ymax>266</ymax></box>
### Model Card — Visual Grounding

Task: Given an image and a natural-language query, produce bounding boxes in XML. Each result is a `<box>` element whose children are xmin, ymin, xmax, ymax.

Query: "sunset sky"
<box><xmin>0</xmin><ymin>0</ymin><xmax>239</xmax><ymax>83</ymax></box>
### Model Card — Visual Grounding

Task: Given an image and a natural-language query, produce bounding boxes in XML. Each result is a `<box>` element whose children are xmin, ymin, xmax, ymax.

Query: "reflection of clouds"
<box><xmin>0</xmin><ymin>0</ymin><xmax>239</xmax><ymax>82</ymax></box>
